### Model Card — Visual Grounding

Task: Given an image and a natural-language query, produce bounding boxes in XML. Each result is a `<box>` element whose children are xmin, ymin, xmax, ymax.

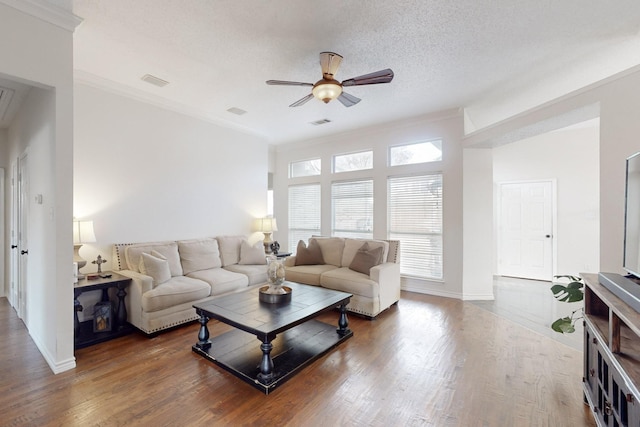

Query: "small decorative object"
<box><xmin>270</xmin><ymin>241</ymin><xmax>280</xmax><ymax>255</ymax></box>
<box><xmin>93</xmin><ymin>301</ymin><xmax>112</xmax><ymax>332</ymax></box>
<box><xmin>86</xmin><ymin>274</ymin><xmax>99</xmax><ymax>280</ymax></box>
<box><xmin>92</xmin><ymin>254</ymin><xmax>107</xmax><ymax>273</ymax></box>
<box><xmin>259</xmin><ymin>256</ymin><xmax>292</xmax><ymax>303</ymax></box>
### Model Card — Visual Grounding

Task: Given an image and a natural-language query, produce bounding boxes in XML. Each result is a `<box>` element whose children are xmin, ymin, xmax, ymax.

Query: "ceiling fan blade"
<box><xmin>337</xmin><ymin>92</ymin><xmax>361</xmax><ymax>107</ymax></box>
<box><xmin>266</xmin><ymin>80</ymin><xmax>313</xmax><ymax>86</ymax></box>
<box><xmin>341</xmin><ymin>69</ymin><xmax>394</xmax><ymax>87</ymax></box>
<box><xmin>319</xmin><ymin>52</ymin><xmax>343</xmax><ymax>78</ymax></box>
<box><xmin>289</xmin><ymin>93</ymin><xmax>314</xmax><ymax>107</ymax></box>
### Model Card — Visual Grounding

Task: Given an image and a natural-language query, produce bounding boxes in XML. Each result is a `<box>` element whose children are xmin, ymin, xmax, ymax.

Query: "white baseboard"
<box><xmin>30</xmin><ymin>330</ymin><xmax>76</xmax><ymax>374</ymax></box>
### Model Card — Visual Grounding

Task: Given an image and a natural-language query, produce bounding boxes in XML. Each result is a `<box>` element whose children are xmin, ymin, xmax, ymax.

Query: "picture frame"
<box><xmin>93</xmin><ymin>301</ymin><xmax>112</xmax><ymax>333</ymax></box>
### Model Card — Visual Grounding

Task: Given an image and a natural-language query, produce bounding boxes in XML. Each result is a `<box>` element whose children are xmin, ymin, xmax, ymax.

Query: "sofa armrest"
<box><xmin>370</xmin><ymin>262</ymin><xmax>401</xmax><ymax>309</ymax></box>
<box><xmin>284</xmin><ymin>256</ymin><xmax>297</xmax><ymax>267</ymax></box>
<box><xmin>116</xmin><ymin>269</ymin><xmax>153</xmax><ymax>330</ymax></box>
<box><xmin>118</xmin><ymin>269</ymin><xmax>154</xmax><ymax>294</ymax></box>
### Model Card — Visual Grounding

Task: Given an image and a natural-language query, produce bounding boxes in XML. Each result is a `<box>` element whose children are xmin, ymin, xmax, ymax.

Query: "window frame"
<box><xmin>332</xmin><ymin>150</ymin><xmax>374</xmax><ymax>173</ymax></box>
<box><xmin>388</xmin><ymin>139</ymin><xmax>443</xmax><ymax>167</ymax></box>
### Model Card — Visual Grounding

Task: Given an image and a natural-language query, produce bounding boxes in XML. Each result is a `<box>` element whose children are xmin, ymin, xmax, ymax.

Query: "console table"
<box><xmin>74</xmin><ymin>271</ymin><xmax>133</xmax><ymax>349</ymax></box>
<box><xmin>582</xmin><ymin>273</ymin><xmax>640</xmax><ymax>426</ymax></box>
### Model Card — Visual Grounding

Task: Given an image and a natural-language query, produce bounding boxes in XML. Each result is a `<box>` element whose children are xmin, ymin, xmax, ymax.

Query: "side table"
<box><xmin>74</xmin><ymin>271</ymin><xmax>133</xmax><ymax>349</ymax></box>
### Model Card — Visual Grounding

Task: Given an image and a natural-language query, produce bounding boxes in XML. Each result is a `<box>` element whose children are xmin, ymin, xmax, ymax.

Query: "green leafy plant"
<box><xmin>550</xmin><ymin>275</ymin><xmax>584</xmax><ymax>334</ymax></box>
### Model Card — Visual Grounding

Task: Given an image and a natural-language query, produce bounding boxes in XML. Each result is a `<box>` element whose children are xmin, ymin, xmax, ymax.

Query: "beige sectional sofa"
<box><xmin>112</xmin><ymin>236</ymin><xmax>268</xmax><ymax>335</ymax></box>
<box><xmin>284</xmin><ymin>237</ymin><xmax>401</xmax><ymax>318</ymax></box>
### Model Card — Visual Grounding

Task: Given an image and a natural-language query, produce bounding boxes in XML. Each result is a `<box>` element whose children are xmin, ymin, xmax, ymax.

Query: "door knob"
<box><xmin>21</xmin><ymin>250</ymin><xmax>28</xmax><ymax>255</ymax></box>
<box><xmin>545</xmin><ymin>235</ymin><xmax>552</xmax><ymax>238</ymax></box>
<box><xmin>11</xmin><ymin>244</ymin><xmax>17</xmax><ymax>249</ymax></box>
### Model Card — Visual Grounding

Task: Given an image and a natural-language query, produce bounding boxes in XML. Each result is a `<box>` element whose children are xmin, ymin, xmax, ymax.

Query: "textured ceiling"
<box><xmin>70</xmin><ymin>0</ymin><xmax>640</xmax><ymax>144</ymax></box>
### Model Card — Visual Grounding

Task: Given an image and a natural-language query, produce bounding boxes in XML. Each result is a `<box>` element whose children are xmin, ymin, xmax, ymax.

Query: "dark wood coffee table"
<box><xmin>192</xmin><ymin>281</ymin><xmax>353</xmax><ymax>394</ymax></box>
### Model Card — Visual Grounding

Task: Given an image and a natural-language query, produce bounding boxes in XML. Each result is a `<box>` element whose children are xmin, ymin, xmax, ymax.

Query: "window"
<box><xmin>388</xmin><ymin>174</ymin><xmax>443</xmax><ymax>279</ymax></box>
<box><xmin>333</xmin><ymin>151</ymin><xmax>373</xmax><ymax>173</ymax></box>
<box><xmin>288</xmin><ymin>184</ymin><xmax>321</xmax><ymax>252</ymax></box>
<box><xmin>290</xmin><ymin>159</ymin><xmax>321</xmax><ymax>178</ymax></box>
<box><xmin>390</xmin><ymin>140</ymin><xmax>442</xmax><ymax>166</ymax></box>
<box><xmin>332</xmin><ymin>180</ymin><xmax>373</xmax><ymax>238</ymax></box>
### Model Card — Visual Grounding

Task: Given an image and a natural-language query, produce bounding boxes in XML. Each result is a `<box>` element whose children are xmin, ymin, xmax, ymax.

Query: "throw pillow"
<box><xmin>239</xmin><ymin>240</ymin><xmax>267</xmax><ymax>265</ymax></box>
<box><xmin>139</xmin><ymin>252</ymin><xmax>171</xmax><ymax>287</ymax></box>
<box><xmin>349</xmin><ymin>242</ymin><xmax>384</xmax><ymax>275</ymax></box>
<box><xmin>295</xmin><ymin>239</ymin><xmax>324</xmax><ymax>265</ymax></box>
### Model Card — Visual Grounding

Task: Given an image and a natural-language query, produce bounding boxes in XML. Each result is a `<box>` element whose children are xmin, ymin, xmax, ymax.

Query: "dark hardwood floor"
<box><xmin>0</xmin><ymin>291</ymin><xmax>595</xmax><ymax>426</ymax></box>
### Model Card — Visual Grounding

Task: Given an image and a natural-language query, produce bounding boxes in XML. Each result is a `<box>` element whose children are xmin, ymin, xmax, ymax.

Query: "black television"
<box><xmin>599</xmin><ymin>152</ymin><xmax>640</xmax><ymax>313</ymax></box>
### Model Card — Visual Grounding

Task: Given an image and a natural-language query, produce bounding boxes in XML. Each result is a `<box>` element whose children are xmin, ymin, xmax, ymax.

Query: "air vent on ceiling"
<box><xmin>310</xmin><ymin>119</ymin><xmax>331</xmax><ymax>126</ymax></box>
<box><xmin>141</xmin><ymin>74</ymin><xmax>169</xmax><ymax>87</ymax></box>
<box><xmin>0</xmin><ymin>86</ymin><xmax>15</xmax><ymax>121</ymax></box>
<box><xmin>227</xmin><ymin>107</ymin><xmax>247</xmax><ymax>116</ymax></box>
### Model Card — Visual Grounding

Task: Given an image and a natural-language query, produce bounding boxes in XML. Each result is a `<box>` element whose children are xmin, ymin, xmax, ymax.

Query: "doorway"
<box><xmin>9</xmin><ymin>151</ymin><xmax>29</xmax><ymax>322</ymax></box>
<box><xmin>497</xmin><ymin>180</ymin><xmax>555</xmax><ymax>281</ymax></box>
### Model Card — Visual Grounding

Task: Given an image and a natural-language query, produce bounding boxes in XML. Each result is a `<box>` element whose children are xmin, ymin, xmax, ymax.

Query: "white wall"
<box><xmin>0</xmin><ymin>3</ymin><xmax>76</xmax><ymax>373</ymax></box>
<box><xmin>74</xmin><ymin>83</ymin><xmax>269</xmax><ymax>272</ymax></box>
<box><xmin>492</xmin><ymin>122</ymin><xmax>600</xmax><ymax>276</ymax></box>
<box><xmin>274</xmin><ymin>111</ymin><xmax>466</xmax><ymax>298</ymax></box>
<box><xmin>462</xmin><ymin>148</ymin><xmax>494</xmax><ymax>299</ymax></box>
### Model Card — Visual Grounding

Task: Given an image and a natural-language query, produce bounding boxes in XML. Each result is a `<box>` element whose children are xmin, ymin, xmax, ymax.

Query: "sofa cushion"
<box><xmin>187</xmin><ymin>268</ymin><xmax>249</xmax><ymax>295</ymax></box>
<box><xmin>284</xmin><ymin>264</ymin><xmax>339</xmax><ymax>286</ymax></box>
<box><xmin>295</xmin><ymin>239</ymin><xmax>324</xmax><ymax>265</ymax></box>
<box><xmin>139</xmin><ymin>252</ymin><xmax>171</xmax><ymax>287</ymax></box>
<box><xmin>178</xmin><ymin>238</ymin><xmax>222</xmax><ymax>275</ymax></box>
<box><xmin>310</xmin><ymin>237</ymin><xmax>345</xmax><ymax>267</ymax></box>
<box><xmin>216</xmin><ymin>235</ymin><xmax>246</xmax><ymax>267</ymax></box>
<box><xmin>141</xmin><ymin>276</ymin><xmax>210</xmax><ymax>312</ymax></box>
<box><xmin>224</xmin><ymin>264</ymin><xmax>268</xmax><ymax>286</ymax></box>
<box><xmin>320</xmin><ymin>267</ymin><xmax>379</xmax><ymax>299</ymax></box>
<box><xmin>341</xmin><ymin>239</ymin><xmax>389</xmax><ymax>267</ymax></box>
<box><xmin>239</xmin><ymin>240</ymin><xmax>266</xmax><ymax>265</ymax></box>
<box><xmin>349</xmin><ymin>242</ymin><xmax>384</xmax><ymax>275</ymax></box>
<box><xmin>126</xmin><ymin>242</ymin><xmax>183</xmax><ymax>277</ymax></box>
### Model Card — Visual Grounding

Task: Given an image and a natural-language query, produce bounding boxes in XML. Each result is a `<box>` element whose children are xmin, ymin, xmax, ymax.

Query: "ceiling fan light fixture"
<box><xmin>312</xmin><ymin>80</ymin><xmax>342</xmax><ymax>103</ymax></box>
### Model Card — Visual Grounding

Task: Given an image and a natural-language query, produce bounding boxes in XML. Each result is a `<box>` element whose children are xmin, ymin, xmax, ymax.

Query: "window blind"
<box><xmin>388</xmin><ymin>174</ymin><xmax>443</xmax><ymax>279</ymax></box>
<box><xmin>332</xmin><ymin>179</ymin><xmax>373</xmax><ymax>239</ymax></box>
<box><xmin>288</xmin><ymin>184</ymin><xmax>321</xmax><ymax>252</ymax></box>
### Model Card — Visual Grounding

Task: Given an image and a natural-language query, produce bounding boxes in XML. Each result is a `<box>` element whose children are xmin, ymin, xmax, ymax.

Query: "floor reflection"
<box><xmin>470</xmin><ymin>276</ymin><xmax>583</xmax><ymax>351</ymax></box>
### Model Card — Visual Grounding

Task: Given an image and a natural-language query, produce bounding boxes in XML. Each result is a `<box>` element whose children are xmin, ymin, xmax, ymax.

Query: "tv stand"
<box><xmin>582</xmin><ymin>273</ymin><xmax>640</xmax><ymax>426</ymax></box>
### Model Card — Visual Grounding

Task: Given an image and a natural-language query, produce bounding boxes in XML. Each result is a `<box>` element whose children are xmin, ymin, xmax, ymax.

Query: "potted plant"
<box><xmin>550</xmin><ymin>275</ymin><xmax>584</xmax><ymax>333</ymax></box>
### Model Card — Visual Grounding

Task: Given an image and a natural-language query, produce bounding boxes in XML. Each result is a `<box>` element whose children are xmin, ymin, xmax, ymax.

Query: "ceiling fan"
<box><xmin>266</xmin><ymin>52</ymin><xmax>394</xmax><ymax>108</ymax></box>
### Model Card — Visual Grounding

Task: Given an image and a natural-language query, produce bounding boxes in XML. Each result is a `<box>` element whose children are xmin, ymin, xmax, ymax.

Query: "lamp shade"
<box><xmin>73</xmin><ymin>220</ymin><xmax>96</xmax><ymax>244</ymax></box>
<box><xmin>259</xmin><ymin>217</ymin><xmax>278</xmax><ymax>233</ymax></box>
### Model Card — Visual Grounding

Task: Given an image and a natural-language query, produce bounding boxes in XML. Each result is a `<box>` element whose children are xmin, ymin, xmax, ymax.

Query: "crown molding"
<box><xmin>0</xmin><ymin>0</ymin><xmax>82</xmax><ymax>32</ymax></box>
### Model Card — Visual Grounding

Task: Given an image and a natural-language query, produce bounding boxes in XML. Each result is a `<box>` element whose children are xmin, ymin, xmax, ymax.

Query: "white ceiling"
<box><xmin>65</xmin><ymin>1</ymin><xmax>640</xmax><ymax>143</ymax></box>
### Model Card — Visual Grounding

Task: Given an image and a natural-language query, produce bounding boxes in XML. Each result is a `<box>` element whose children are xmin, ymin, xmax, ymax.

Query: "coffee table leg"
<box><xmin>337</xmin><ymin>303</ymin><xmax>351</xmax><ymax>337</ymax></box>
<box><xmin>257</xmin><ymin>334</ymin><xmax>275</xmax><ymax>382</ymax></box>
<box><xmin>195</xmin><ymin>309</ymin><xmax>211</xmax><ymax>350</ymax></box>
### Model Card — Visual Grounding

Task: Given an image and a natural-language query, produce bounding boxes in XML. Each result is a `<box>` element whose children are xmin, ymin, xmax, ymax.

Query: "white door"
<box><xmin>498</xmin><ymin>181</ymin><xmax>554</xmax><ymax>281</ymax></box>
<box><xmin>17</xmin><ymin>151</ymin><xmax>29</xmax><ymax>321</ymax></box>
<box><xmin>9</xmin><ymin>160</ymin><xmax>19</xmax><ymax>310</ymax></box>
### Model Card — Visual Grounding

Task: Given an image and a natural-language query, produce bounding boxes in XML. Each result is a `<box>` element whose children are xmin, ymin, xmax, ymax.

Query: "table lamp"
<box><xmin>259</xmin><ymin>217</ymin><xmax>278</xmax><ymax>254</ymax></box>
<box><xmin>73</xmin><ymin>219</ymin><xmax>96</xmax><ymax>280</ymax></box>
